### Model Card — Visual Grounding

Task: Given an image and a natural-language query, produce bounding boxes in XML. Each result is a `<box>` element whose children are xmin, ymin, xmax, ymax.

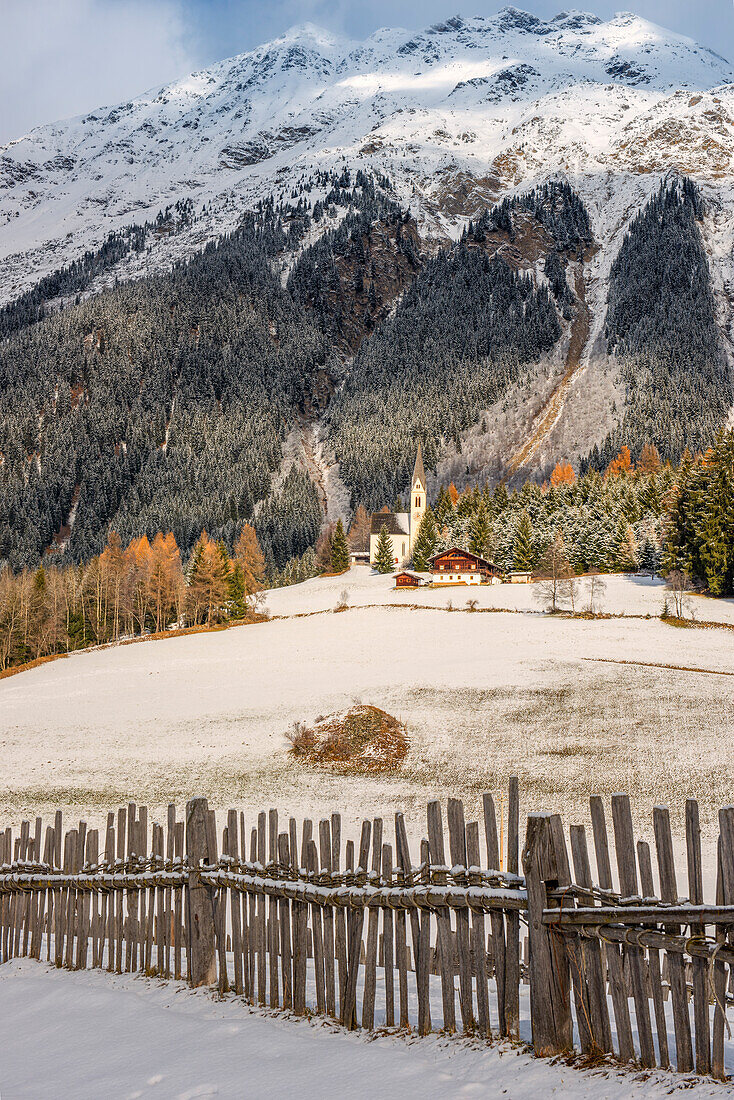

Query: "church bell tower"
<box><xmin>409</xmin><ymin>443</ymin><xmax>426</xmax><ymax>552</ymax></box>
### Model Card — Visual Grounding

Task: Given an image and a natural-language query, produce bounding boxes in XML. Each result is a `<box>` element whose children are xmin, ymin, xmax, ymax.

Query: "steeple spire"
<box><xmin>412</xmin><ymin>442</ymin><xmax>426</xmax><ymax>489</ymax></box>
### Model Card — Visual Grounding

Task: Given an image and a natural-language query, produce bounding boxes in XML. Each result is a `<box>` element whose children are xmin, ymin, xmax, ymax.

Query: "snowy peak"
<box><xmin>0</xmin><ymin>9</ymin><xmax>733</xmax><ymax>299</ymax></box>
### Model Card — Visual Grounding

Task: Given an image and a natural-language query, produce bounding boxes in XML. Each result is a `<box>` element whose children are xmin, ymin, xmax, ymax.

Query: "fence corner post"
<box><xmin>522</xmin><ymin>812</ymin><xmax>572</xmax><ymax>1057</ymax></box>
<box><xmin>186</xmin><ymin>797</ymin><xmax>217</xmax><ymax>988</ymax></box>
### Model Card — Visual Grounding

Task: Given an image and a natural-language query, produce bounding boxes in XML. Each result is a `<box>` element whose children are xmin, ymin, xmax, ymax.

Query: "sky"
<box><xmin>1</xmin><ymin>0</ymin><xmax>732</xmax><ymax>145</ymax></box>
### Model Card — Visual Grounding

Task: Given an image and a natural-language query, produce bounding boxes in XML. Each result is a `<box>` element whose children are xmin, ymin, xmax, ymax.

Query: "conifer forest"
<box><xmin>1</xmin><ymin>169</ymin><xmax>732</xmax><ymax>631</ymax></box>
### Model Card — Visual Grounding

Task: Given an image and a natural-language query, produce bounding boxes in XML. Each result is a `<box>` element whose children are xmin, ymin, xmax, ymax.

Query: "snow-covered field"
<box><xmin>0</xmin><ymin>959</ymin><xmax>730</xmax><ymax>1100</ymax></box>
<box><xmin>1</xmin><ymin>570</ymin><xmax>732</xmax><ymax>857</ymax></box>
<box><xmin>1</xmin><ymin>570</ymin><xmax>733</xmax><ymax>1097</ymax></box>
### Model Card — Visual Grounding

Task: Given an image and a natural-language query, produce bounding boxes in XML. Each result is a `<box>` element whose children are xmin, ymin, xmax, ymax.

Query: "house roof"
<box><xmin>395</xmin><ymin>570</ymin><xmax>429</xmax><ymax>581</ymax></box>
<box><xmin>429</xmin><ymin>547</ymin><xmax>499</xmax><ymax>571</ymax></box>
<box><xmin>370</xmin><ymin>512</ymin><xmax>410</xmax><ymax>536</ymax></box>
<box><xmin>412</xmin><ymin>443</ymin><xmax>426</xmax><ymax>489</ymax></box>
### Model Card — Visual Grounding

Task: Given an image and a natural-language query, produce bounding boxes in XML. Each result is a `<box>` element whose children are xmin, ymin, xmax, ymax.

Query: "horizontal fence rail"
<box><xmin>525</xmin><ymin>796</ymin><xmax>734</xmax><ymax>1080</ymax></box>
<box><xmin>0</xmin><ymin>783</ymin><xmax>525</xmax><ymax>1041</ymax></box>
<box><xmin>0</xmin><ymin>785</ymin><xmax>732</xmax><ymax>1082</ymax></box>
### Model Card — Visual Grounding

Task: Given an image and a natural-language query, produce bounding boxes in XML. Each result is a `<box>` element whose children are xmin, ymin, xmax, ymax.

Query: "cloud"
<box><xmin>0</xmin><ymin>0</ymin><xmax>196</xmax><ymax>144</ymax></box>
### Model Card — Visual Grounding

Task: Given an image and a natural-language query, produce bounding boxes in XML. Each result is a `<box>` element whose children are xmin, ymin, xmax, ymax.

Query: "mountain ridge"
<box><xmin>0</xmin><ymin>10</ymin><xmax>733</xmax><ymax>571</ymax></box>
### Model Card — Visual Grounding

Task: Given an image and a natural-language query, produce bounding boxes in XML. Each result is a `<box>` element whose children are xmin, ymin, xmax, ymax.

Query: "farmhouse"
<box><xmin>430</xmin><ymin>548</ymin><xmax>502</xmax><ymax>585</ymax></box>
<box><xmin>369</xmin><ymin>446</ymin><xmax>426</xmax><ymax>568</ymax></box>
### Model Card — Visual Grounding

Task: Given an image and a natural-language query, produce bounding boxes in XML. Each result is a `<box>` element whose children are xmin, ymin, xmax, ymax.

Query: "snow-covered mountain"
<box><xmin>1</xmin><ymin>8</ymin><xmax>733</xmax><ymax>301</ymax></box>
<box><xmin>1</xmin><ymin>9</ymin><xmax>734</xmax><ymax>570</ymax></box>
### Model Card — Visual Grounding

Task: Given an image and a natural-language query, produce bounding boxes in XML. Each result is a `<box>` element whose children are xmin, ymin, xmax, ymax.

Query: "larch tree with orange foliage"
<box><xmin>636</xmin><ymin>443</ymin><xmax>661</xmax><ymax>475</ymax></box>
<box><xmin>148</xmin><ymin>532</ymin><xmax>184</xmax><ymax>632</ymax></box>
<box><xmin>605</xmin><ymin>446</ymin><xmax>634</xmax><ymax>479</ymax></box>
<box><xmin>550</xmin><ymin>461</ymin><xmax>575</xmax><ymax>487</ymax></box>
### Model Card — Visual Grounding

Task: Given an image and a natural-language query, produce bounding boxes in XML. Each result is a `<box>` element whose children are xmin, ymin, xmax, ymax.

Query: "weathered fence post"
<box><xmin>522</xmin><ymin>813</ymin><xmax>572</xmax><ymax>1056</ymax></box>
<box><xmin>185</xmin><ymin>798</ymin><xmax>217</xmax><ymax>988</ymax></box>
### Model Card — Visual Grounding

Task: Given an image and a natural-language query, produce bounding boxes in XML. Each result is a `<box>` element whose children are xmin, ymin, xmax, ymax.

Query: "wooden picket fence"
<box><xmin>0</xmin><ymin>783</ymin><xmax>732</xmax><ymax>1082</ymax></box>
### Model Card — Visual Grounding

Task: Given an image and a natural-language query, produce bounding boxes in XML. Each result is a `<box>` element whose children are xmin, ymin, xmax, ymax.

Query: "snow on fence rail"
<box><xmin>0</xmin><ymin>785</ymin><xmax>732</xmax><ymax>1082</ymax></box>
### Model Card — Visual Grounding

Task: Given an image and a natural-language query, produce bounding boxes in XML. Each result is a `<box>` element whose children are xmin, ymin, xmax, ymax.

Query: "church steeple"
<box><xmin>412</xmin><ymin>442</ymin><xmax>426</xmax><ymax>491</ymax></box>
<box><xmin>409</xmin><ymin>443</ymin><xmax>426</xmax><ymax>552</ymax></box>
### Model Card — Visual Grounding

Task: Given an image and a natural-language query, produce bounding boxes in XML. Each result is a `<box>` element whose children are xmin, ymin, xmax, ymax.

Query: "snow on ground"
<box><xmin>266</xmin><ymin>568</ymin><xmax>734</xmax><ymax>623</ymax></box>
<box><xmin>1</xmin><ymin>571</ymin><xmax>732</xmax><ymax>869</ymax></box>
<box><xmin>0</xmin><ymin>959</ymin><xmax>730</xmax><ymax>1100</ymax></box>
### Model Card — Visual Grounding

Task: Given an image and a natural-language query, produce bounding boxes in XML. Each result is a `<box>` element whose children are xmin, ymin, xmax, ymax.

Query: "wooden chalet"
<box><xmin>394</xmin><ymin>570</ymin><xmax>430</xmax><ymax>589</ymax></box>
<box><xmin>429</xmin><ymin>548</ymin><xmax>501</xmax><ymax>585</ymax></box>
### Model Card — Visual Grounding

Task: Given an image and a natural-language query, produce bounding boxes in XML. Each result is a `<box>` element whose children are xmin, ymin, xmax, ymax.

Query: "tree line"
<box><xmin>0</xmin><ymin>525</ymin><xmax>266</xmax><ymax>672</ymax></box>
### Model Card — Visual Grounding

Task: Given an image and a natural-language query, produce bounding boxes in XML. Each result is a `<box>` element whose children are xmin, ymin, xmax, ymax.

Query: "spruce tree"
<box><xmin>330</xmin><ymin>518</ymin><xmax>350</xmax><ymax>573</ymax></box>
<box><xmin>512</xmin><ymin>510</ymin><xmax>534</xmax><ymax>570</ymax></box>
<box><xmin>468</xmin><ymin>502</ymin><xmax>491</xmax><ymax>558</ymax></box>
<box><xmin>373</xmin><ymin>525</ymin><xmax>395</xmax><ymax>574</ymax></box>
<box><xmin>411</xmin><ymin>507</ymin><xmax>438</xmax><ymax>571</ymax></box>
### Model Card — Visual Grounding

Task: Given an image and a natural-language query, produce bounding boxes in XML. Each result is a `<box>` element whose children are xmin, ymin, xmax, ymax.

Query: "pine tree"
<box><xmin>513</xmin><ymin>510</ymin><xmax>534</xmax><ymax>570</ymax></box>
<box><xmin>330</xmin><ymin>519</ymin><xmax>350</xmax><ymax>573</ymax></box>
<box><xmin>411</xmin><ymin>507</ymin><xmax>438</xmax><ymax>571</ymax></box>
<box><xmin>373</xmin><ymin>525</ymin><xmax>395</xmax><ymax>574</ymax></box>
<box><xmin>468</xmin><ymin>502</ymin><xmax>491</xmax><ymax>558</ymax></box>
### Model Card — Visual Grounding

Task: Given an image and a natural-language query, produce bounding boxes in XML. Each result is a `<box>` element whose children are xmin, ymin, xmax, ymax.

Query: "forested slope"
<box><xmin>585</xmin><ymin>178</ymin><xmax>731</xmax><ymax>471</ymax></box>
<box><xmin>0</xmin><ymin>171</ymin><xmax>731</xmax><ymax>575</ymax></box>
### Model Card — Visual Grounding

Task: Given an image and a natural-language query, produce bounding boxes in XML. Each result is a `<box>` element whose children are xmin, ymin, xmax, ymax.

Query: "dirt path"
<box><xmin>508</xmin><ymin>269</ymin><xmax>591</xmax><ymax>473</ymax></box>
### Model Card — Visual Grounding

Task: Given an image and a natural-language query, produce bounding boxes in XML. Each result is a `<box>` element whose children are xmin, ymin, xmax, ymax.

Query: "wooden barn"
<box><xmin>394</xmin><ymin>570</ymin><xmax>430</xmax><ymax>589</ymax></box>
<box><xmin>429</xmin><ymin>548</ymin><xmax>502</xmax><ymax>585</ymax></box>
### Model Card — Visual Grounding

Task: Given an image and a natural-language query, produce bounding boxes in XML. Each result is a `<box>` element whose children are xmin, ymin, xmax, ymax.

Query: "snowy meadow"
<box><xmin>2</xmin><ymin>570</ymin><xmax>732</xmax><ymax>858</ymax></box>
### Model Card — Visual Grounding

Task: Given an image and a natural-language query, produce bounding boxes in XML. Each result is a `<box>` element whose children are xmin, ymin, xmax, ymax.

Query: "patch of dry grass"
<box><xmin>286</xmin><ymin>705</ymin><xmax>409</xmax><ymax>773</ymax></box>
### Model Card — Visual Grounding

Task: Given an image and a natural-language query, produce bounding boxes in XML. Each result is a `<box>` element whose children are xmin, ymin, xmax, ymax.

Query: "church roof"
<box><xmin>370</xmin><ymin>512</ymin><xmax>410</xmax><ymax>536</ymax></box>
<box><xmin>412</xmin><ymin>443</ymin><xmax>426</xmax><ymax>488</ymax></box>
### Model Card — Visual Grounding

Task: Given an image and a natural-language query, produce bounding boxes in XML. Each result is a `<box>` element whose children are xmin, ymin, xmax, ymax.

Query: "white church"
<box><xmin>369</xmin><ymin>445</ymin><xmax>426</xmax><ymax>567</ymax></box>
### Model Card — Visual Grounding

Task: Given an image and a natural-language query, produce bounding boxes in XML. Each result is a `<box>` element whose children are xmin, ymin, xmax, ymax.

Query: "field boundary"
<box><xmin>1</xmin><ymin>783</ymin><xmax>732</xmax><ymax>1082</ymax></box>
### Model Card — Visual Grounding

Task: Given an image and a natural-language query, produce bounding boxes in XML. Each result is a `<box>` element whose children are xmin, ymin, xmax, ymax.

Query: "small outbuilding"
<box><xmin>394</xmin><ymin>570</ymin><xmax>430</xmax><ymax>589</ymax></box>
<box><xmin>429</xmin><ymin>548</ymin><xmax>502</xmax><ymax>585</ymax></box>
<box><xmin>506</xmin><ymin>570</ymin><xmax>533</xmax><ymax>584</ymax></box>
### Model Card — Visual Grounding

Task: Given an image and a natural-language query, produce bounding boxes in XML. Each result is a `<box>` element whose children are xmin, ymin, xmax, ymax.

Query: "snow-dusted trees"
<box><xmin>587</xmin><ymin>177</ymin><xmax>730</xmax><ymax>470</ymax></box>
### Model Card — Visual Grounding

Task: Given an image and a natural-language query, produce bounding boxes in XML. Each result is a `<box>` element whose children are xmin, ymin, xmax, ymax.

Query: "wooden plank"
<box><xmin>185</xmin><ymin>798</ymin><xmax>217</xmax><ymax>987</ymax></box>
<box><xmin>427</xmin><ymin>800</ymin><xmax>457</xmax><ymax>1033</ymax></box>
<box><xmin>549</xmin><ymin>816</ymin><xmax>591</xmax><ymax>1055</ymax></box>
<box><xmin>395</xmin><ymin>812</ymin><xmax>427</xmax><ymax>1033</ymax></box>
<box><xmin>653</xmin><ymin>805</ymin><xmax>693</xmax><ymax>1073</ymax></box>
<box><xmin>256</xmin><ymin>812</ymin><xmax>266</xmax><ymax>1004</ymax></box>
<box><xmin>505</xmin><ymin>778</ymin><xmax>521</xmax><ymax>1041</ymax></box>
<box><xmin>382</xmin><ymin>843</ymin><xmax>395</xmax><ymax>1027</ymax></box>
<box><xmin>636</xmin><ymin>839</ymin><xmax>670</xmax><ymax>1069</ymax></box>
<box><xmin>712</xmin><ymin>835</ymin><xmax>727</xmax><ymax>1080</ymax></box>
<box><xmin>569</xmin><ymin>825</ymin><xmax>612</xmax><ymax>1055</ymax></box>
<box><xmin>227</xmin><ymin>810</ymin><xmax>244</xmax><ymax>996</ymax></box>
<box><xmin>331</xmin><ymin>813</ymin><xmax>347</xmax><ymax>1016</ymax></box>
<box><xmin>610</xmin><ymin>794</ymin><xmax>655</xmax><ymax>1069</ymax></box>
<box><xmin>685</xmin><ymin>799</ymin><xmax>710</xmax><ymax>1076</ymax></box>
<box><xmin>319</xmin><ymin>819</ymin><xmax>336</xmax><ymax>1018</ymax></box>
<box><xmin>174</xmin><ymin>821</ymin><xmax>184</xmax><ymax>982</ymax></box>
<box><xmin>589</xmin><ymin>796</ymin><xmax>634</xmax><ymax>1063</ymax></box>
<box><xmin>447</xmin><ymin>798</ymin><xmax>474</xmax><ymax>1032</ymax></box>
<box><xmin>306</xmin><ymin>836</ymin><xmax>326</xmax><ymax>1015</ymax></box>
<box><xmin>278</xmin><ymin>832</ymin><xmax>293</xmax><ymax>1010</ymax></box>
<box><xmin>481</xmin><ymin>794</ymin><xmax>506</xmax><ymax>1035</ymax></box>
<box><xmin>361</xmin><ymin>817</ymin><xmax>382</xmax><ymax>1029</ymax></box>
<box><xmin>523</xmin><ymin>813</ymin><xmax>572</xmax><ymax>1055</ymax></box>
<box><xmin>466</xmin><ymin>821</ymin><xmax>490</xmax><ymax>1038</ymax></box>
